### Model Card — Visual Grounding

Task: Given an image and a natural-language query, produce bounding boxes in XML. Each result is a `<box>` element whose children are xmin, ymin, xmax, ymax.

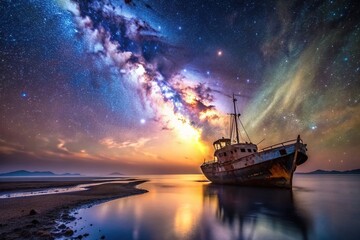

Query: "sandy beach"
<box><xmin>0</xmin><ymin>178</ymin><xmax>147</xmax><ymax>239</ymax></box>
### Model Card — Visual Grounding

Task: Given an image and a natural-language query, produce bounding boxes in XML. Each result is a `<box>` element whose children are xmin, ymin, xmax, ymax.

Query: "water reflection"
<box><xmin>58</xmin><ymin>175</ymin><xmax>360</xmax><ymax>240</ymax></box>
<box><xmin>203</xmin><ymin>184</ymin><xmax>310</xmax><ymax>240</ymax></box>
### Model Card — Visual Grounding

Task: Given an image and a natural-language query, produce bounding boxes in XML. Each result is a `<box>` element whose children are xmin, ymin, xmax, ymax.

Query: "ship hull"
<box><xmin>201</xmin><ymin>151</ymin><xmax>307</xmax><ymax>188</ymax></box>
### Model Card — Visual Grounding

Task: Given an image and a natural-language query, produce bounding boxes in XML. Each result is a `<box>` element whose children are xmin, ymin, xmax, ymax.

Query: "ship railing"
<box><xmin>203</xmin><ymin>159</ymin><xmax>217</xmax><ymax>165</ymax></box>
<box><xmin>260</xmin><ymin>138</ymin><xmax>301</xmax><ymax>152</ymax></box>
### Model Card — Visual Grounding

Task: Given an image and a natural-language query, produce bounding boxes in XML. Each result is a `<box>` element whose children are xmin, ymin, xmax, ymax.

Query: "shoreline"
<box><xmin>0</xmin><ymin>179</ymin><xmax>148</xmax><ymax>239</ymax></box>
<box><xmin>0</xmin><ymin>177</ymin><xmax>135</xmax><ymax>192</ymax></box>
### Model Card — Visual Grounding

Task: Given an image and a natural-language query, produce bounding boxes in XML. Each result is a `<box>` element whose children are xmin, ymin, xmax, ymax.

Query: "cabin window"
<box><xmin>279</xmin><ymin>149</ymin><xmax>287</xmax><ymax>155</ymax></box>
<box><xmin>224</xmin><ymin>152</ymin><xmax>227</xmax><ymax>156</ymax></box>
<box><xmin>241</xmin><ymin>148</ymin><xmax>246</xmax><ymax>152</ymax></box>
<box><xmin>247</xmin><ymin>149</ymin><xmax>252</xmax><ymax>152</ymax></box>
<box><xmin>253</xmin><ymin>149</ymin><xmax>256</xmax><ymax>152</ymax></box>
<box><xmin>234</xmin><ymin>149</ymin><xmax>237</xmax><ymax>153</ymax></box>
<box><xmin>230</xmin><ymin>151</ymin><xmax>233</xmax><ymax>154</ymax></box>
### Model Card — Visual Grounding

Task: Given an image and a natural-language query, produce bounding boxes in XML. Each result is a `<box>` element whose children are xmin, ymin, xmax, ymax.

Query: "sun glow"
<box><xmin>170</xmin><ymin>115</ymin><xmax>208</xmax><ymax>155</ymax></box>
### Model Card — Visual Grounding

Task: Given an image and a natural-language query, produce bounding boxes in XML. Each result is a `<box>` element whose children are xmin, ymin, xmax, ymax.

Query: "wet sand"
<box><xmin>0</xmin><ymin>179</ymin><xmax>147</xmax><ymax>239</ymax></box>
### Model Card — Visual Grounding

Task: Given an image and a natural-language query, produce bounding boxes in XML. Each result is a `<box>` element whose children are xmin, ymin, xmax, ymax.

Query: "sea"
<box><xmin>60</xmin><ymin>174</ymin><xmax>360</xmax><ymax>240</ymax></box>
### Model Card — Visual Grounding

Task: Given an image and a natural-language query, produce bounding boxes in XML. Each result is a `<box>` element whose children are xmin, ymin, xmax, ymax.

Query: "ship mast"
<box><xmin>232</xmin><ymin>93</ymin><xmax>240</xmax><ymax>144</ymax></box>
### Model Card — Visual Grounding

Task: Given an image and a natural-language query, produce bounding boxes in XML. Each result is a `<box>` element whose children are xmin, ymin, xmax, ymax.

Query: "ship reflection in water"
<box><xmin>203</xmin><ymin>184</ymin><xmax>309</xmax><ymax>239</ymax></box>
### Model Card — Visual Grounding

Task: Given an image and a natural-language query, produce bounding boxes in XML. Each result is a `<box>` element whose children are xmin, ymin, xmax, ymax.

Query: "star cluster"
<box><xmin>0</xmin><ymin>0</ymin><xmax>359</xmax><ymax>174</ymax></box>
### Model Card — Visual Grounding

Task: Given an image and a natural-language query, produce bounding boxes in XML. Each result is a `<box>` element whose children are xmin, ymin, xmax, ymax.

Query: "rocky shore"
<box><xmin>0</xmin><ymin>179</ymin><xmax>148</xmax><ymax>239</ymax></box>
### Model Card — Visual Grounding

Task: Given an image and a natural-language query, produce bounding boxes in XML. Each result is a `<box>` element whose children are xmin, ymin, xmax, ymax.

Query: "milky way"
<box><xmin>1</xmin><ymin>0</ymin><xmax>359</xmax><ymax>174</ymax></box>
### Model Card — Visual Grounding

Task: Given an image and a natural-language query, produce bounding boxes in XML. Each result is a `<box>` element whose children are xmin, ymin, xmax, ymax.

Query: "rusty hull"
<box><xmin>201</xmin><ymin>150</ymin><xmax>308</xmax><ymax>188</ymax></box>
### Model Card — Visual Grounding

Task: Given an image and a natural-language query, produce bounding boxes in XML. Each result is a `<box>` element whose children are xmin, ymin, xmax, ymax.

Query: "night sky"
<box><xmin>1</xmin><ymin>0</ymin><xmax>359</xmax><ymax>175</ymax></box>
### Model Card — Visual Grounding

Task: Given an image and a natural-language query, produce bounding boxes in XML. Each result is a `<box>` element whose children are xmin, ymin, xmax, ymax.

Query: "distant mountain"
<box><xmin>61</xmin><ymin>172</ymin><xmax>81</xmax><ymax>176</ymax></box>
<box><xmin>0</xmin><ymin>170</ymin><xmax>80</xmax><ymax>177</ymax></box>
<box><xmin>299</xmin><ymin>169</ymin><xmax>360</xmax><ymax>174</ymax></box>
<box><xmin>108</xmin><ymin>172</ymin><xmax>123</xmax><ymax>176</ymax></box>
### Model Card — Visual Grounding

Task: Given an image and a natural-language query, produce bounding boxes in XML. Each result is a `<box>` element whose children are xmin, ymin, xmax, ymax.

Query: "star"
<box><xmin>310</xmin><ymin>125</ymin><xmax>317</xmax><ymax>130</ymax></box>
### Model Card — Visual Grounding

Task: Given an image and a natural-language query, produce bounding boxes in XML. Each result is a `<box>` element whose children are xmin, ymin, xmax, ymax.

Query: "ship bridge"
<box><xmin>213</xmin><ymin>138</ymin><xmax>231</xmax><ymax>150</ymax></box>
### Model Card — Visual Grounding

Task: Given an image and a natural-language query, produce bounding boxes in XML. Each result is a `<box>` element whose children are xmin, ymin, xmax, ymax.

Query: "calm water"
<box><xmin>62</xmin><ymin>174</ymin><xmax>360</xmax><ymax>240</ymax></box>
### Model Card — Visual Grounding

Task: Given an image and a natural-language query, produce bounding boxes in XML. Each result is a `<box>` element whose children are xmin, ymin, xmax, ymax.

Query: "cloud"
<box><xmin>99</xmin><ymin>137</ymin><xmax>151</xmax><ymax>149</ymax></box>
<box><xmin>0</xmin><ymin>139</ymin><xmax>26</xmax><ymax>155</ymax></box>
<box><xmin>57</xmin><ymin>138</ymin><xmax>69</xmax><ymax>153</ymax></box>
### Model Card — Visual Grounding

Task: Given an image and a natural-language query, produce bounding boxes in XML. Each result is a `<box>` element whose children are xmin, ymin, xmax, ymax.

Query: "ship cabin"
<box><xmin>213</xmin><ymin>138</ymin><xmax>257</xmax><ymax>164</ymax></box>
